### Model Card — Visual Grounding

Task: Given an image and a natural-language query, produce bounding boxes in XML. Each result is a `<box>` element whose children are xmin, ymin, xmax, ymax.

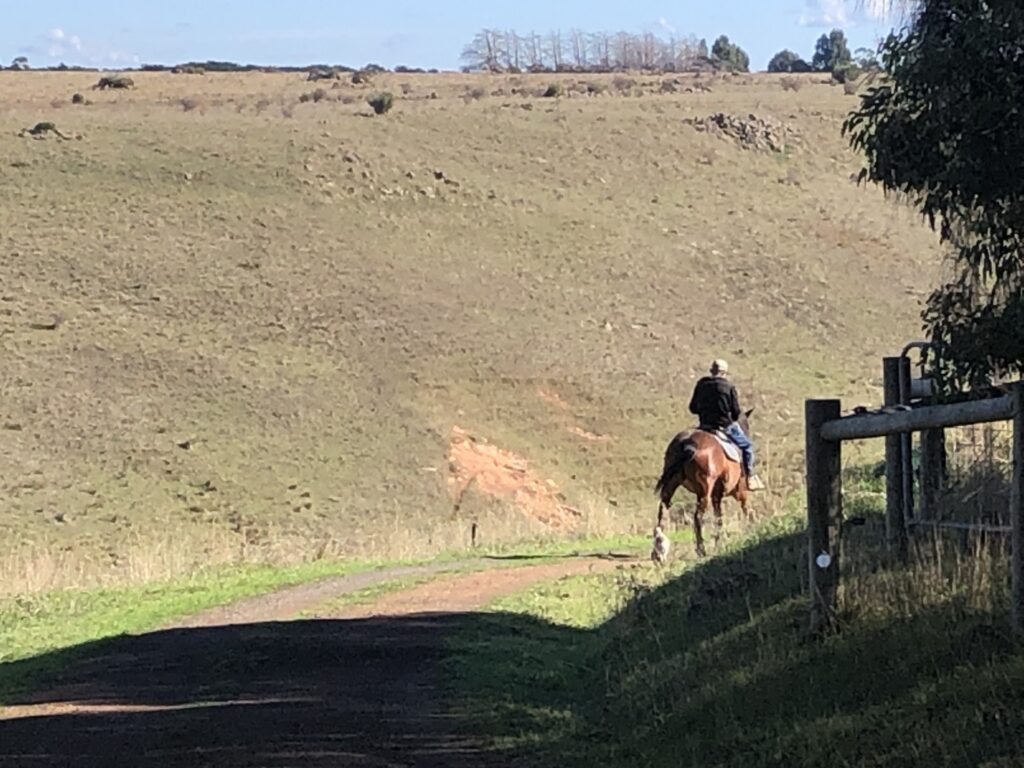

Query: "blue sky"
<box><xmin>3</xmin><ymin>1</ymin><xmax>900</xmax><ymax>71</ymax></box>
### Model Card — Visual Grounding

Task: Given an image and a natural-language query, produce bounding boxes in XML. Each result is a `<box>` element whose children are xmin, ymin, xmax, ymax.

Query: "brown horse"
<box><xmin>654</xmin><ymin>410</ymin><xmax>755</xmax><ymax>558</ymax></box>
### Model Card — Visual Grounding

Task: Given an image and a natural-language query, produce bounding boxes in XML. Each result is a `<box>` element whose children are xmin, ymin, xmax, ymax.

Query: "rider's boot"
<box><xmin>746</xmin><ymin>468</ymin><xmax>766</xmax><ymax>492</ymax></box>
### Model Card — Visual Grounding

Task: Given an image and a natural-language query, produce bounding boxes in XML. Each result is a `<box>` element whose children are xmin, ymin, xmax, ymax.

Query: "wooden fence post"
<box><xmin>884</xmin><ymin>357</ymin><xmax>909</xmax><ymax>561</ymax></box>
<box><xmin>1011</xmin><ymin>385</ymin><xmax>1023</xmax><ymax>638</ymax></box>
<box><xmin>807</xmin><ymin>399</ymin><xmax>842</xmax><ymax>636</ymax></box>
<box><xmin>919</xmin><ymin>428</ymin><xmax>946</xmax><ymax>521</ymax></box>
<box><xmin>898</xmin><ymin>356</ymin><xmax>915</xmax><ymax>524</ymax></box>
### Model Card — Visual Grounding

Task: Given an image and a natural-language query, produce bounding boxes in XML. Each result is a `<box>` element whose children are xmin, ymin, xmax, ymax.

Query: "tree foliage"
<box><xmin>711</xmin><ymin>35</ymin><xmax>750</xmax><ymax>72</ymax></box>
<box><xmin>812</xmin><ymin>29</ymin><xmax>853</xmax><ymax>72</ymax></box>
<box><xmin>844</xmin><ymin>0</ymin><xmax>1024</xmax><ymax>391</ymax></box>
<box><xmin>768</xmin><ymin>49</ymin><xmax>812</xmax><ymax>73</ymax></box>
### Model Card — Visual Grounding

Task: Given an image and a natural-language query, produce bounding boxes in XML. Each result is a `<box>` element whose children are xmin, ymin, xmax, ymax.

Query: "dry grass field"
<box><xmin>0</xmin><ymin>69</ymin><xmax>940</xmax><ymax>592</ymax></box>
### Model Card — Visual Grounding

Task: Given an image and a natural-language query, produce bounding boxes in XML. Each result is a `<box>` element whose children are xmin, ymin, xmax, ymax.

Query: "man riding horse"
<box><xmin>689</xmin><ymin>359</ymin><xmax>765</xmax><ymax>491</ymax></box>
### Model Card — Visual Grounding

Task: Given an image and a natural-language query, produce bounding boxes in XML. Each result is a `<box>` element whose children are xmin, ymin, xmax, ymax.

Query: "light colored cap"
<box><xmin>711</xmin><ymin>359</ymin><xmax>729</xmax><ymax>374</ymax></box>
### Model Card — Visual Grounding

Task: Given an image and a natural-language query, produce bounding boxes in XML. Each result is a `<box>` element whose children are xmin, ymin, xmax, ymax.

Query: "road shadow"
<box><xmin>0</xmin><ymin>615</ymin><xmax>533</xmax><ymax>768</ymax></box>
<box><xmin>3</xmin><ymin>522</ymin><xmax>1020</xmax><ymax>767</ymax></box>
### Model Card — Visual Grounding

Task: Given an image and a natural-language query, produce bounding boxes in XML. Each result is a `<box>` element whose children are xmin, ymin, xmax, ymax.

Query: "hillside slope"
<box><xmin>0</xmin><ymin>71</ymin><xmax>939</xmax><ymax>581</ymax></box>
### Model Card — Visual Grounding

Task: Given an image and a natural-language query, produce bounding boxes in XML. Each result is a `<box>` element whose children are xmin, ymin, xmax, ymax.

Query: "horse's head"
<box><xmin>738</xmin><ymin>407</ymin><xmax>755</xmax><ymax>436</ymax></box>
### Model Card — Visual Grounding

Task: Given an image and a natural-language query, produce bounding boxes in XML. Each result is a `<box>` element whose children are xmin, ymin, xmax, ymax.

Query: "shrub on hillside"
<box><xmin>299</xmin><ymin>88</ymin><xmax>329</xmax><ymax>104</ymax></box>
<box><xmin>368</xmin><ymin>92</ymin><xmax>394</xmax><ymax>115</ymax></box>
<box><xmin>612</xmin><ymin>76</ymin><xmax>636</xmax><ymax>93</ymax></box>
<box><xmin>541</xmin><ymin>83</ymin><xmax>564</xmax><ymax>98</ymax></box>
<box><xmin>832</xmin><ymin>64</ymin><xmax>862</xmax><ymax>85</ymax></box>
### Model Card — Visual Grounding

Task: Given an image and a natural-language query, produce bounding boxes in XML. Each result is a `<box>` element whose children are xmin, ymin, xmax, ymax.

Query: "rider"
<box><xmin>688</xmin><ymin>359</ymin><xmax>766</xmax><ymax>491</ymax></box>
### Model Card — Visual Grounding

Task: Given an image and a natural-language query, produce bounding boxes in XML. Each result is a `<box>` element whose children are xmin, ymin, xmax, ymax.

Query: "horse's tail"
<box><xmin>654</xmin><ymin>436</ymin><xmax>697</xmax><ymax>497</ymax></box>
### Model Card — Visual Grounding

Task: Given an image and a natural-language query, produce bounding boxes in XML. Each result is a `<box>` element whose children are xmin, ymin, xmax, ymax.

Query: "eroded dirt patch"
<box><xmin>448</xmin><ymin>426</ymin><xmax>581</xmax><ymax>530</ymax></box>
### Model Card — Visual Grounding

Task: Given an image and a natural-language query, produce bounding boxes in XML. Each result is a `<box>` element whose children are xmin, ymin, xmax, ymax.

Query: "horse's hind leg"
<box><xmin>712</xmin><ymin>488</ymin><xmax>725</xmax><ymax>550</ymax></box>
<box><xmin>693</xmin><ymin>495</ymin><xmax>710</xmax><ymax>558</ymax></box>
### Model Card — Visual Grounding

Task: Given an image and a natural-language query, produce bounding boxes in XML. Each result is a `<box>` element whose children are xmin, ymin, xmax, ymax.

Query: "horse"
<box><xmin>653</xmin><ymin>409</ymin><xmax>755</xmax><ymax>558</ymax></box>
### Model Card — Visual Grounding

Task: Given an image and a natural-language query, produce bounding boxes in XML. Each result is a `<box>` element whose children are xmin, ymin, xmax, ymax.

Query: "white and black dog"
<box><xmin>651</xmin><ymin>526</ymin><xmax>670</xmax><ymax>565</ymax></box>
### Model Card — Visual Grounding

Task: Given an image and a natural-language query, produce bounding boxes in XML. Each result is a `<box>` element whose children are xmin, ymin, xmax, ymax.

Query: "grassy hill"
<box><xmin>0</xmin><ymin>70</ymin><xmax>939</xmax><ymax>591</ymax></box>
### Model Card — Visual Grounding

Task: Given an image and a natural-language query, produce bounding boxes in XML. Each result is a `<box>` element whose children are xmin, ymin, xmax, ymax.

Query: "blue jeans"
<box><xmin>725</xmin><ymin>423</ymin><xmax>755</xmax><ymax>476</ymax></box>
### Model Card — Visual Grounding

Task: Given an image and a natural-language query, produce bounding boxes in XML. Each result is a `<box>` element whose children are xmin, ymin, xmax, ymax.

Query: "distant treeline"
<box><xmin>459</xmin><ymin>28</ymin><xmax>751</xmax><ymax>74</ymax></box>
<box><xmin>1</xmin><ymin>59</ymin><xmax>441</xmax><ymax>74</ymax></box>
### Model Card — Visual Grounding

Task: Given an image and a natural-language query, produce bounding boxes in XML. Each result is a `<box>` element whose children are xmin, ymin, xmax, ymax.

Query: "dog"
<box><xmin>651</xmin><ymin>525</ymin><xmax>670</xmax><ymax>565</ymax></box>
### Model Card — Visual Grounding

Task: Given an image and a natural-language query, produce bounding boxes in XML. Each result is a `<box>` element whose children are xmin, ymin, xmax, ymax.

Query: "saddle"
<box><xmin>697</xmin><ymin>428</ymin><xmax>742</xmax><ymax>464</ymax></box>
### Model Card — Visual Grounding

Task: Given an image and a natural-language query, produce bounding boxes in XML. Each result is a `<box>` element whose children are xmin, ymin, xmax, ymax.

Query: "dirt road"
<box><xmin>0</xmin><ymin>556</ymin><xmax>630</xmax><ymax>767</ymax></box>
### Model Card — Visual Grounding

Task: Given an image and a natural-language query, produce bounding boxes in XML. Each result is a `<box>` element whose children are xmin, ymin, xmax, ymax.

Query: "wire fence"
<box><xmin>935</xmin><ymin>422</ymin><xmax>1013</xmax><ymax>528</ymax></box>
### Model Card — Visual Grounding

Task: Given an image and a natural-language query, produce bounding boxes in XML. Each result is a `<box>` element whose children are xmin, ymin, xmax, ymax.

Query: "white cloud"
<box><xmin>798</xmin><ymin>0</ymin><xmax>852</xmax><ymax>27</ymax></box>
<box><xmin>46</xmin><ymin>28</ymin><xmax>83</xmax><ymax>57</ymax></box>
<box><xmin>799</xmin><ymin>0</ymin><xmax>903</xmax><ymax>28</ymax></box>
<box><xmin>35</xmin><ymin>28</ymin><xmax>137</xmax><ymax>66</ymax></box>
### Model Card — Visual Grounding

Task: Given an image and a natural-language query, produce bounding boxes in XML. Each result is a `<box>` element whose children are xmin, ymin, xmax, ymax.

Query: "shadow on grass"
<box><xmin>1</xmin><ymin>525</ymin><xmax>1021</xmax><ymax>768</ymax></box>
<box><xmin>444</xmin><ymin>523</ymin><xmax>1024</xmax><ymax>768</ymax></box>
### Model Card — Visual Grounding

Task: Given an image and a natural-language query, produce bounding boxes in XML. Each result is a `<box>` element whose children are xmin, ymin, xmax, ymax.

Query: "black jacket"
<box><xmin>689</xmin><ymin>376</ymin><xmax>741</xmax><ymax>430</ymax></box>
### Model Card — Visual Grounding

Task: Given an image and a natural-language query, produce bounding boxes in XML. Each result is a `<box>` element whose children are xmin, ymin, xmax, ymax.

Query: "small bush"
<box><xmin>780</xmin><ymin>77</ymin><xmax>802</xmax><ymax>92</ymax></box>
<box><xmin>368</xmin><ymin>92</ymin><xmax>394</xmax><ymax>115</ymax></box>
<box><xmin>299</xmin><ymin>88</ymin><xmax>329</xmax><ymax>104</ymax></box>
<box><xmin>585</xmin><ymin>82</ymin><xmax>607</xmax><ymax>96</ymax></box>
<box><xmin>400</xmin><ymin>82</ymin><xmax>413</xmax><ymax>95</ymax></box>
<box><xmin>307</xmin><ymin>69</ymin><xmax>337</xmax><ymax>82</ymax></box>
<box><xmin>541</xmin><ymin>83</ymin><xmax>563</xmax><ymax>98</ymax></box>
<box><xmin>832</xmin><ymin>64</ymin><xmax>862</xmax><ymax>85</ymax></box>
<box><xmin>71</xmin><ymin>92</ymin><xmax>86</xmax><ymax>105</ymax></box>
<box><xmin>612</xmin><ymin>76</ymin><xmax>637</xmax><ymax>92</ymax></box>
<box><xmin>466</xmin><ymin>86</ymin><xmax>487</xmax><ymax>100</ymax></box>
<box><xmin>340</xmin><ymin>95</ymin><xmax>356</xmax><ymax>105</ymax></box>
<box><xmin>254</xmin><ymin>98</ymin><xmax>272</xmax><ymax>114</ymax></box>
<box><xmin>351</xmin><ymin>70</ymin><xmax>372</xmax><ymax>85</ymax></box>
<box><xmin>180</xmin><ymin>97</ymin><xmax>202</xmax><ymax>112</ymax></box>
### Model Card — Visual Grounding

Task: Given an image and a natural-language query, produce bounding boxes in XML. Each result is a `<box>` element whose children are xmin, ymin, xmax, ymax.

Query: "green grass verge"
<box><xmin>0</xmin><ymin>531</ymin><xmax>658</xmax><ymax>704</ymax></box>
<box><xmin>445</xmin><ymin>481</ymin><xmax>1024</xmax><ymax>767</ymax></box>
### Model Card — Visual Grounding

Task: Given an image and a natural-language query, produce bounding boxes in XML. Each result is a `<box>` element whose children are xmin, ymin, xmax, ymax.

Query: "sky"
<box><xmin>2</xmin><ymin>1</ymin><xmax>904</xmax><ymax>72</ymax></box>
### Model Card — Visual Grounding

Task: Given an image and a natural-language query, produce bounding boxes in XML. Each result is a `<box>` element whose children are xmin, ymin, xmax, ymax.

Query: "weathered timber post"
<box><xmin>1012</xmin><ymin>385</ymin><xmax>1023</xmax><ymax>638</ymax></box>
<box><xmin>883</xmin><ymin>357</ymin><xmax>909</xmax><ymax>561</ymax></box>
<box><xmin>898</xmin><ymin>356</ymin><xmax>915</xmax><ymax>524</ymax></box>
<box><xmin>807</xmin><ymin>399</ymin><xmax>842</xmax><ymax>636</ymax></box>
<box><xmin>919</xmin><ymin>427</ymin><xmax>946</xmax><ymax>521</ymax></box>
